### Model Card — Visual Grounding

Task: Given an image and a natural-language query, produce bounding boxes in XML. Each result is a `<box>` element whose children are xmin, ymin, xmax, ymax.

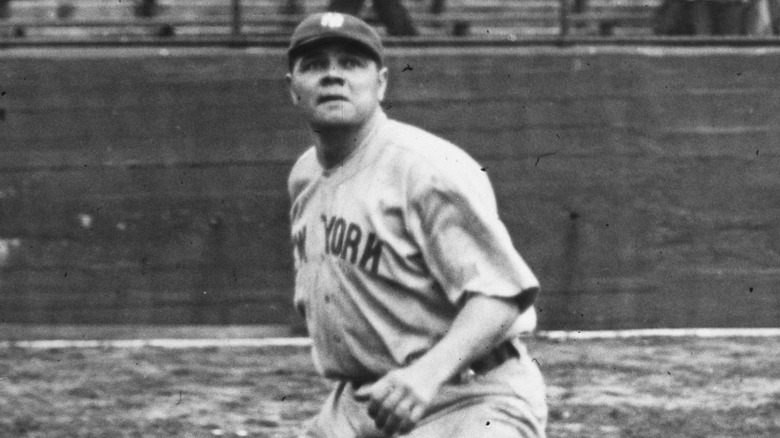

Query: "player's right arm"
<box><xmin>356</xmin><ymin>143</ymin><xmax>541</xmax><ymax>436</ymax></box>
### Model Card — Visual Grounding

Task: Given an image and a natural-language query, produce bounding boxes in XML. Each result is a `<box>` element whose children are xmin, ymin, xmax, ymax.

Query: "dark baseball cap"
<box><xmin>288</xmin><ymin>13</ymin><xmax>384</xmax><ymax>67</ymax></box>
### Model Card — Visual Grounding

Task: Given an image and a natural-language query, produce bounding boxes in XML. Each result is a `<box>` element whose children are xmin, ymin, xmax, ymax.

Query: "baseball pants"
<box><xmin>300</xmin><ymin>342</ymin><xmax>548</xmax><ymax>438</ymax></box>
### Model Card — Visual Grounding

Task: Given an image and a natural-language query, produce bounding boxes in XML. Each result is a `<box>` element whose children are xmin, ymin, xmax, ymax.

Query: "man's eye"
<box><xmin>300</xmin><ymin>59</ymin><xmax>327</xmax><ymax>71</ymax></box>
<box><xmin>342</xmin><ymin>57</ymin><xmax>364</xmax><ymax>68</ymax></box>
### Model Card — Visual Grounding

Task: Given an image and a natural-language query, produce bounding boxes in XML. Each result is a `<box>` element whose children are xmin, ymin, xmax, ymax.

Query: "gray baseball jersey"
<box><xmin>288</xmin><ymin>111</ymin><xmax>539</xmax><ymax>383</ymax></box>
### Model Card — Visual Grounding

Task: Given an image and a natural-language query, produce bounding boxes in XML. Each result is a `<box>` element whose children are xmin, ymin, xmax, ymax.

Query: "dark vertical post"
<box><xmin>232</xmin><ymin>0</ymin><xmax>242</xmax><ymax>37</ymax></box>
<box><xmin>0</xmin><ymin>0</ymin><xmax>11</xmax><ymax>19</ymax></box>
<box><xmin>430</xmin><ymin>0</ymin><xmax>447</xmax><ymax>14</ymax></box>
<box><xmin>559</xmin><ymin>0</ymin><xmax>570</xmax><ymax>37</ymax></box>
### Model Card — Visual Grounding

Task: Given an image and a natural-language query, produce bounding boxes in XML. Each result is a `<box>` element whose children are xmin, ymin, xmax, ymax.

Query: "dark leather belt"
<box><xmin>450</xmin><ymin>339</ymin><xmax>521</xmax><ymax>384</ymax></box>
<box><xmin>469</xmin><ymin>339</ymin><xmax>520</xmax><ymax>375</ymax></box>
<box><xmin>351</xmin><ymin>340</ymin><xmax>521</xmax><ymax>389</ymax></box>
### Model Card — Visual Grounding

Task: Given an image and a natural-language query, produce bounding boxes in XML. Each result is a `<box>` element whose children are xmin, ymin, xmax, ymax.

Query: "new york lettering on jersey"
<box><xmin>291</xmin><ymin>214</ymin><xmax>384</xmax><ymax>275</ymax></box>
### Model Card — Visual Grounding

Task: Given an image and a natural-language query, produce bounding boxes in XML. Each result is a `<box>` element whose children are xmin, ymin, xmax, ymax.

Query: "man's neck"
<box><xmin>312</xmin><ymin>111</ymin><xmax>382</xmax><ymax>169</ymax></box>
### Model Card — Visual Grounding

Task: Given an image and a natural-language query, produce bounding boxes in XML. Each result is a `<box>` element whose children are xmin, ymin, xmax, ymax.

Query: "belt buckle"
<box><xmin>455</xmin><ymin>367</ymin><xmax>477</xmax><ymax>384</ymax></box>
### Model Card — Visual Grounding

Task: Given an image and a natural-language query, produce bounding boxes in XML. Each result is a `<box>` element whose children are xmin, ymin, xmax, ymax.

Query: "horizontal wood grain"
<box><xmin>1</xmin><ymin>46</ymin><xmax>778</xmax><ymax>328</ymax></box>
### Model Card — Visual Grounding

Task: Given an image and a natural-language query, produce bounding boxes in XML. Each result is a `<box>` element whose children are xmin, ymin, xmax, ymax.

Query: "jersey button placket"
<box><xmin>323</xmin><ymin>292</ymin><xmax>340</xmax><ymax>345</ymax></box>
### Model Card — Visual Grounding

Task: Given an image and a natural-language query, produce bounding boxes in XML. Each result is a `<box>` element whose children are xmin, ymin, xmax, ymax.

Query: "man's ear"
<box><xmin>285</xmin><ymin>73</ymin><xmax>300</xmax><ymax>106</ymax></box>
<box><xmin>377</xmin><ymin>66</ymin><xmax>389</xmax><ymax>102</ymax></box>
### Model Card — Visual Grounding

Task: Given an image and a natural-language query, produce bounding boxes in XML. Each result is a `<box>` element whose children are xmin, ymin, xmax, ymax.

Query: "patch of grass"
<box><xmin>1</xmin><ymin>337</ymin><xmax>779</xmax><ymax>437</ymax></box>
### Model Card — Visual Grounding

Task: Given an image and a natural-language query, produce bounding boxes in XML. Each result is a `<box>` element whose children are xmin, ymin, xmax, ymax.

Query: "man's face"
<box><xmin>287</xmin><ymin>41</ymin><xmax>388</xmax><ymax>129</ymax></box>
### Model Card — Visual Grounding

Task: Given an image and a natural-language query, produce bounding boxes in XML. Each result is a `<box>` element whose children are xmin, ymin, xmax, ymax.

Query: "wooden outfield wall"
<box><xmin>0</xmin><ymin>45</ymin><xmax>778</xmax><ymax>331</ymax></box>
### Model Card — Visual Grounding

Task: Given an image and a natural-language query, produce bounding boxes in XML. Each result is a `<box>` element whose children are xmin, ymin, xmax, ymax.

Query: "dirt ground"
<box><xmin>1</xmin><ymin>336</ymin><xmax>778</xmax><ymax>437</ymax></box>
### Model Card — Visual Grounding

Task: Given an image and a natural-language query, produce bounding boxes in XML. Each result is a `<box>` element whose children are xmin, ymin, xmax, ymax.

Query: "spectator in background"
<box><xmin>690</xmin><ymin>0</ymin><xmax>746</xmax><ymax>34</ymax></box>
<box><xmin>655</xmin><ymin>0</ymin><xmax>775</xmax><ymax>35</ymax></box>
<box><xmin>773</xmin><ymin>0</ymin><xmax>780</xmax><ymax>33</ymax></box>
<box><xmin>742</xmin><ymin>0</ymin><xmax>776</xmax><ymax>34</ymax></box>
<box><xmin>328</xmin><ymin>0</ymin><xmax>418</xmax><ymax>36</ymax></box>
<box><xmin>654</xmin><ymin>0</ymin><xmax>695</xmax><ymax>34</ymax></box>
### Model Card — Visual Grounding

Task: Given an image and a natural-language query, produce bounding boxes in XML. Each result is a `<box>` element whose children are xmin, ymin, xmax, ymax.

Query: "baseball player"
<box><xmin>286</xmin><ymin>12</ymin><xmax>547</xmax><ymax>438</ymax></box>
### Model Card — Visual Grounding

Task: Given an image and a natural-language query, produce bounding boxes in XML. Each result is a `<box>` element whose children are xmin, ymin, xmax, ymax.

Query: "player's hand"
<box><xmin>353</xmin><ymin>366</ymin><xmax>442</xmax><ymax>436</ymax></box>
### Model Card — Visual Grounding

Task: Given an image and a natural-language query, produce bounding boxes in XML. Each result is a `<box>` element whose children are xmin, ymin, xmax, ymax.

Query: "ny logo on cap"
<box><xmin>320</xmin><ymin>12</ymin><xmax>345</xmax><ymax>29</ymax></box>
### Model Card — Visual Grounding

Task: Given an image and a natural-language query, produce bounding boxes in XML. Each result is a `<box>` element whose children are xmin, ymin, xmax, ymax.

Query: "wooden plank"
<box><xmin>0</xmin><ymin>323</ymin><xmax>295</xmax><ymax>341</ymax></box>
<box><xmin>0</xmin><ymin>131</ymin><xmax>310</xmax><ymax>167</ymax></box>
<box><xmin>0</xmin><ymin>162</ymin><xmax>293</xmax><ymax>198</ymax></box>
<box><xmin>0</xmin><ymin>49</ymin><xmax>288</xmax><ymax>85</ymax></box>
<box><xmin>388</xmin><ymin>92</ymin><xmax>780</xmax><ymax>132</ymax></box>
<box><xmin>0</xmin><ymin>196</ymin><xmax>294</xmax><ymax>271</ymax></box>
<box><xmin>1</xmin><ymin>103</ymin><xmax>304</xmax><ymax>144</ymax></box>
<box><xmin>0</xmin><ymin>269</ymin><xmax>295</xmax><ymax>324</ymax></box>
<box><xmin>384</xmin><ymin>49</ymin><xmax>780</xmax><ymax>99</ymax></box>
<box><xmin>502</xmin><ymin>206</ymin><xmax>780</xmax><ymax>294</ymax></box>
<box><xmin>0</xmin><ymin>287</ymin><xmax>291</xmax><ymax>312</ymax></box>
<box><xmin>536</xmin><ymin>270</ymin><xmax>780</xmax><ymax>329</ymax></box>
<box><xmin>0</xmin><ymin>226</ymin><xmax>294</xmax><ymax>269</ymax></box>
<box><xmin>0</xmin><ymin>266</ymin><xmax>292</xmax><ymax>291</ymax></box>
<box><xmin>0</xmin><ymin>182</ymin><xmax>290</xmax><ymax>219</ymax></box>
<box><xmin>486</xmin><ymin>154</ymin><xmax>780</xmax><ymax>292</ymax></box>
<box><xmin>438</xmin><ymin>126</ymin><xmax>780</xmax><ymax>162</ymax></box>
<box><xmin>386</xmin><ymin>98</ymin><xmax>620</xmax><ymax>130</ymax></box>
<box><xmin>3</xmin><ymin>78</ymin><xmax>286</xmax><ymax>111</ymax></box>
<box><xmin>0</xmin><ymin>271</ymin><xmax>292</xmax><ymax>323</ymax></box>
<box><xmin>0</xmin><ymin>293</ymin><xmax>295</xmax><ymax>324</ymax></box>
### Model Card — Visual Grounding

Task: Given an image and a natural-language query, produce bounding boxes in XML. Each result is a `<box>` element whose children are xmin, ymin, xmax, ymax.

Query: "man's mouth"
<box><xmin>317</xmin><ymin>95</ymin><xmax>348</xmax><ymax>104</ymax></box>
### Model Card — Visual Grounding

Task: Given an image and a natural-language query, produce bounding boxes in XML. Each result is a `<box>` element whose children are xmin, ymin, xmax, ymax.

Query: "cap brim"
<box><xmin>288</xmin><ymin>36</ymin><xmax>382</xmax><ymax>66</ymax></box>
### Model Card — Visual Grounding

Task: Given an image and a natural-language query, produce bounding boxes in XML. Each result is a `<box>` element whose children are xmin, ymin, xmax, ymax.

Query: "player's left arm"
<box><xmin>355</xmin><ymin>290</ymin><xmax>536</xmax><ymax>436</ymax></box>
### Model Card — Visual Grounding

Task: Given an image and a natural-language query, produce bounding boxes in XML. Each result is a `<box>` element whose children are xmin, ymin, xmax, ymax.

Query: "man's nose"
<box><xmin>320</xmin><ymin>62</ymin><xmax>345</xmax><ymax>85</ymax></box>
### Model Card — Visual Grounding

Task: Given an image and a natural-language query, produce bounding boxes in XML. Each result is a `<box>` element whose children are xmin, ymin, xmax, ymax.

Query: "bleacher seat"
<box><xmin>0</xmin><ymin>0</ymin><xmax>661</xmax><ymax>40</ymax></box>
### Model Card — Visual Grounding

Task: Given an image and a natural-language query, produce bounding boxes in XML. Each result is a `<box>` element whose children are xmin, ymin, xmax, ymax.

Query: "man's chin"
<box><xmin>310</xmin><ymin>115</ymin><xmax>360</xmax><ymax>129</ymax></box>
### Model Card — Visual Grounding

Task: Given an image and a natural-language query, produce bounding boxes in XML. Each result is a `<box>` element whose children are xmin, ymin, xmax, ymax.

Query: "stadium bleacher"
<box><xmin>0</xmin><ymin>0</ymin><xmax>661</xmax><ymax>40</ymax></box>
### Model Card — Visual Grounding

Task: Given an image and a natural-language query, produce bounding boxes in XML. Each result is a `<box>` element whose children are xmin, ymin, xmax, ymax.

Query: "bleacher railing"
<box><xmin>0</xmin><ymin>0</ymin><xmax>778</xmax><ymax>45</ymax></box>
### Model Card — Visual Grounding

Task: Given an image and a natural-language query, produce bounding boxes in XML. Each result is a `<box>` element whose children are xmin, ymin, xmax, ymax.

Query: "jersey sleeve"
<box><xmin>287</xmin><ymin>146</ymin><xmax>317</xmax><ymax>201</ymax></box>
<box><xmin>405</xmin><ymin>150</ymin><xmax>539</xmax><ymax>307</ymax></box>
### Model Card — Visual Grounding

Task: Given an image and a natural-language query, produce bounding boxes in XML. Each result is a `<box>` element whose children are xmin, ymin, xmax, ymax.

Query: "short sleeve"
<box><xmin>405</xmin><ymin>151</ymin><xmax>539</xmax><ymax>306</ymax></box>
